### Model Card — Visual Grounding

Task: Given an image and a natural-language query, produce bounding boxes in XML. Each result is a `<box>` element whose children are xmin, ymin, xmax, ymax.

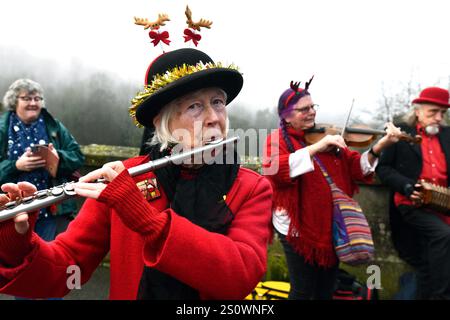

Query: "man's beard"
<box><xmin>425</xmin><ymin>124</ymin><xmax>439</xmax><ymax>135</ymax></box>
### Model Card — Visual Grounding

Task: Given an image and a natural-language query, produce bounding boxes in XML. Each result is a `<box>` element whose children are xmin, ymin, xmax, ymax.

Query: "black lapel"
<box><xmin>402</xmin><ymin>125</ymin><xmax>422</xmax><ymax>159</ymax></box>
<box><xmin>438</xmin><ymin>126</ymin><xmax>450</xmax><ymax>186</ymax></box>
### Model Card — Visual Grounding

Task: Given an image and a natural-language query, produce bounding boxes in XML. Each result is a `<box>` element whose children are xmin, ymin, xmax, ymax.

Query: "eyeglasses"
<box><xmin>18</xmin><ymin>96</ymin><xmax>43</xmax><ymax>102</ymax></box>
<box><xmin>293</xmin><ymin>104</ymin><xmax>318</xmax><ymax>115</ymax></box>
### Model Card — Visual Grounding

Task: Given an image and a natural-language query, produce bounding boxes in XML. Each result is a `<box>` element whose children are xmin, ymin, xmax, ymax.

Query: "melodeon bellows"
<box><xmin>419</xmin><ymin>180</ymin><xmax>450</xmax><ymax>215</ymax></box>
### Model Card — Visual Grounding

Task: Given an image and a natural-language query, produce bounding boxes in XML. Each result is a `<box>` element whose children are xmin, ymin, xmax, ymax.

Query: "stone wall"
<box><xmin>80</xmin><ymin>144</ymin><xmax>411</xmax><ymax>299</ymax></box>
<box><xmin>351</xmin><ymin>183</ymin><xmax>412</xmax><ymax>298</ymax></box>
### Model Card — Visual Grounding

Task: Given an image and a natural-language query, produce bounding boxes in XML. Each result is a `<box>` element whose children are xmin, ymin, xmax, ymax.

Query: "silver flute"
<box><xmin>0</xmin><ymin>136</ymin><xmax>239</xmax><ymax>223</ymax></box>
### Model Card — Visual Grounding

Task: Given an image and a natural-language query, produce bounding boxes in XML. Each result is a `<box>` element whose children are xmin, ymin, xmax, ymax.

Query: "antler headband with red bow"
<box><xmin>134</xmin><ymin>6</ymin><xmax>213</xmax><ymax>50</ymax></box>
<box><xmin>284</xmin><ymin>76</ymin><xmax>315</xmax><ymax>107</ymax></box>
<box><xmin>183</xmin><ymin>5</ymin><xmax>212</xmax><ymax>46</ymax></box>
<box><xmin>134</xmin><ymin>13</ymin><xmax>171</xmax><ymax>48</ymax></box>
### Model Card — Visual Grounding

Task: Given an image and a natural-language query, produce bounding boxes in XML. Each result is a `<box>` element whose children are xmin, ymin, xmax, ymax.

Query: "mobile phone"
<box><xmin>31</xmin><ymin>144</ymin><xmax>49</xmax><ymax>153</ymax></box>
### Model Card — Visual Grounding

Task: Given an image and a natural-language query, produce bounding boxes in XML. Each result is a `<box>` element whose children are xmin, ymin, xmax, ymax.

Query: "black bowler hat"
<box><xmin>130</xmin><ymin>48</ymin><xmax>243</xmax><ymax>128</ymax></box>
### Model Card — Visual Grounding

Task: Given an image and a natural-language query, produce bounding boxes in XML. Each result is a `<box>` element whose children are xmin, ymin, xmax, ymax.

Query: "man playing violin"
<box><xmin>376</xmin><ymin>87</ymin><xmax>450</xmax><ymax>299</ymax></box>
<box><xmin>262</xmin><ymin>78</ymin><xmax>401</xmax><ymax>300</ymax></box>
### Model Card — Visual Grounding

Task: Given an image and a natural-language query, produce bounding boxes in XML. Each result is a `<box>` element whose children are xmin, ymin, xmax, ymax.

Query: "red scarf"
<box><xmin>264</xmin><ymin>128</ymin><xmax>368</xmax><ymax>267</ymax></box>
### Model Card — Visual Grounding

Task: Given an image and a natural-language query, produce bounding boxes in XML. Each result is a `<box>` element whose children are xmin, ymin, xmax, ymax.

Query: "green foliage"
<box><xmin>264</xmin><ymin>234</ymin><xmax>290</xmax><ymax>282</ymax></box>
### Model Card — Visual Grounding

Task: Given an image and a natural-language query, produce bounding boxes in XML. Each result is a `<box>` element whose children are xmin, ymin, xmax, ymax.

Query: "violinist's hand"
<box><xmin>74</xmin><ymin>161</ymin><xmax>125</xmax><ymax>200</ymax></box>
<box><xmin>0</xmin><ymin>182</ymin><xmax>37</xmax><ymax>235</ymax></box>
<box><xmin>306</xmin><ymin>134</ymin><xmax>347</xmax><ymax>156</ymax></box>
<box><xmin>370</xmin><ymin>122</ymin><xmax>402</xmax><ymax>157</ymax></box>
<box><xmin>384</xmin><ymin>122</ymin><xmax>402</xmax><ymax>144</ymax></box>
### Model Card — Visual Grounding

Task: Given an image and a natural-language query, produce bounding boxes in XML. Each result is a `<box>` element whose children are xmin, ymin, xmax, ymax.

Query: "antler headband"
<box><xmin>134</xmin><ymin>13</ymin><xmax>171</xmax><ymax>48</ymax></box>
<box><xmin>284</xmin><ymin>76</ymin><xmax>315</xmax><ymax>107</ymax></box>
<box><xmin>183</xmin><ymin>5</ymin><xmax>213</xmax><ymax>46</ymax></box>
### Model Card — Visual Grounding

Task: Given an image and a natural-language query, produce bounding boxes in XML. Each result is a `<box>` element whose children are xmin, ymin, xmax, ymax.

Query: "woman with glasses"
<box><xmin>262</xmin><ymin>78</ymin><xmax>400</xmax><ymax>299</ymax></box>
<box><xmin>0</xmin><ymin>50</ymin><xmax>272</xmax><ymax>300</ymax></box>
<box><xmin>0</xmin><ymin>79</ymin><xmax>84</xmax><ymax>245</ymax></box>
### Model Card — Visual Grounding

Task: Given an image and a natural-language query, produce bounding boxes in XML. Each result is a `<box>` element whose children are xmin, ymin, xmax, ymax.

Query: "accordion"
<box><xmin>419</xmin><ymin>180</ymin><xmax>450</xmax><ymax>215</ymax></box>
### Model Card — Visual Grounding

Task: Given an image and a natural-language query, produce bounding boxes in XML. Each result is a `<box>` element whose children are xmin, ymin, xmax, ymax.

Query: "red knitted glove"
<box><xmin>98</xmin><ymin>170</ymin><xmax>168</xmax><ymax>240</ymax></box>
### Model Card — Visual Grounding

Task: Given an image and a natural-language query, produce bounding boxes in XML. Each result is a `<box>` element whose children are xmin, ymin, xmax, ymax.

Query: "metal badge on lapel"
<box><xmin>136</xmin><ymin>178</ymin><xmax>161</xmax><ymax>201</ymax></box>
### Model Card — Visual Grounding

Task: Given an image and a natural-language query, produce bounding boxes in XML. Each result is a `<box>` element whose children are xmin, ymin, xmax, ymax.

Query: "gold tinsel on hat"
<box><xmin>129</xmin><ymin>61</ymin><xmax>239</xmax><ymax>127</ymax></box>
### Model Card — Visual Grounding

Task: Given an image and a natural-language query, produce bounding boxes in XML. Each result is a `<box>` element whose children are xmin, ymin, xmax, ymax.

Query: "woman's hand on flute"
<box><xmin>74</xmin><ymin>161</ymin><xmax>125</xmax><ymax>200</ymax></box>
<box><xmin>0</xmin><ymin>182</ymin><xmax>37</xmax><ymax>234</ymax></box>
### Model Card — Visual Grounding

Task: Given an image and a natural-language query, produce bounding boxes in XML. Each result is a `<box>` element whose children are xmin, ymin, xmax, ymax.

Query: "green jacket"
<box><xmin>0</xmin><ymin>109</ymin><xmax>85</xmax><ymax>216</ymax></box>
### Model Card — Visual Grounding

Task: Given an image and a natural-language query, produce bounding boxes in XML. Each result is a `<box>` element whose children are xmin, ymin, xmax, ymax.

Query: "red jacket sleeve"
<box><xmin>262</xmin><ymin>130</ymin><xmax>296</xmax><ymax>187</ymax></box>
<box><xmin>101</xmin><ymin>168</ymin><xmax>273</xmax><ymax>300</ymax></box>
<box><xmin>0</xmin><ymin>199</ymin><xmax>111</xmax><ymax>298</ymax></box>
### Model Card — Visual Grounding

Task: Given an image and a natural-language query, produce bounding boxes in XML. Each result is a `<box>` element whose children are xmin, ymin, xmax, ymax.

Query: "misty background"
<box><xmin>0</xmin><ymin>46</ymin><xmax>281</xmax><ymax>148</ymax></box>
<box><xmin>2</xmin><ymin>0</ymin><xmax>450</xmax><ymax>151</ymax></box>
<box><xmin>1</xmin><ymin>46</ymin><xmax>449</xmax><ymax>150</ymax></box>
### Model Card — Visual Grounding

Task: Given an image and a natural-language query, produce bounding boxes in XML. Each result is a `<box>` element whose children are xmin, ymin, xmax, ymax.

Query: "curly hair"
<box><xmin>2</xmin><ymin>79</ymin><xmax>46</xmax><ymax>111</ymax></box>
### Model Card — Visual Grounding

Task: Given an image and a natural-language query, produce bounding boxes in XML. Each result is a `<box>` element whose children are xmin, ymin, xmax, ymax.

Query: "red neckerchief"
<box><xmin>286</xmin><ymin>126</ymin><xmax>305</xmax><ymax>141</ymax></box>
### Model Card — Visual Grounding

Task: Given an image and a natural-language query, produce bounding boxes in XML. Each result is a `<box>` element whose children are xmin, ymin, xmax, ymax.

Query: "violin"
<box><xmin>304</xmin><ymin>123</ymin><xmax>422</xmax><ymax>148</ymax></box>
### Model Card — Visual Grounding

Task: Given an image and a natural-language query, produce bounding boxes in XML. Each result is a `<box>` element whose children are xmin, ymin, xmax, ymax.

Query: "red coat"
<box><xmin>263</xmin><ymin>128</ymin><xmax>373</xmax><ymax>267</ymax></box>
<box><xmin>0</xmin><ymin>156</ymin><xmax>273</xmax><ymax>299</ymax></box>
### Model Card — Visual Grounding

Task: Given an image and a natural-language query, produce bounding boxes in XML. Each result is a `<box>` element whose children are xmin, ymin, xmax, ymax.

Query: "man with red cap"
<box><xmin>377</xmin><ymin>86</ymin><xmax>450</xmax><ymax>299</ymax></box>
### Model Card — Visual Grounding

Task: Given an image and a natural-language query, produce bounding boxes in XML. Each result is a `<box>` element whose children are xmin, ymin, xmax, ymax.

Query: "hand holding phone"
<box><xmin>15</xmin><ymin>148</ymin><xmax>46</xmax><ymax>172</ymax></box>
<box><xmin>30</xmin><ymin>144</ymin><xmax>49</xmax><ymax>153</ymax></box>
<box><xmin>30</xmin><ymin>143</ymin><xmax>60</xmax><ymax>177</ymax></box>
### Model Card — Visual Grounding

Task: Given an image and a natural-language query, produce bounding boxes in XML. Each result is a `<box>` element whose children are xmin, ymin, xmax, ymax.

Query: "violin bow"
<box><xmin>336</xmin><ymin>98</ymin><xmax>355</xmax><ymax>155</ymax></box>
<box><xmin>341</xmin><ymin>98</ymin><xmax>355</xmax><ymax>138</ymax></box>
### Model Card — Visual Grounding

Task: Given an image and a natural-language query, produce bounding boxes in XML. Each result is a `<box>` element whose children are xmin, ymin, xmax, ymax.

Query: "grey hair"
<box><xmin>2</xmin><ymin>79</ymin><xmax>46</xmax><ymax>111</ymax></box>
<box><xmin>150</xmin><ymin>101</ymin><xmax>181</xmax><ymax>151</ymax></box>
<box><xmin>402</xmin><ymin>103</ymin><xmax>448</xmax><ymax>126</ymax></box>
<box><xmin>402</xmin><ymin>103</ymin><xmax>421</xmax><ymax>127</ymax></box>
<box><xmin>149</xmin><ymin>88</ymin><xmax>229</xmax><ymax>151</ymax></box>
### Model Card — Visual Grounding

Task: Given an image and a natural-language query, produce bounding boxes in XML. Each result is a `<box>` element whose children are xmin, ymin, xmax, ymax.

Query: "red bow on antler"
<box><xmin>183</xmin><ymin>28</ymin><xmax>202</xmax><ymax>46</ymax></box>
<box><xmin>149</xmin><ymin>30</ymin><xmax>171</xmax><ymax>46</ymax></box>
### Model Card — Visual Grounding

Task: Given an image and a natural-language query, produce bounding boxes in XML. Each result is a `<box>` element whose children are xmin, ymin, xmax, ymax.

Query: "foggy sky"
<box><xmin>1</xmin><ymin>0</ymin><xmax>450</xmax><ymax>125</ymax></box>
